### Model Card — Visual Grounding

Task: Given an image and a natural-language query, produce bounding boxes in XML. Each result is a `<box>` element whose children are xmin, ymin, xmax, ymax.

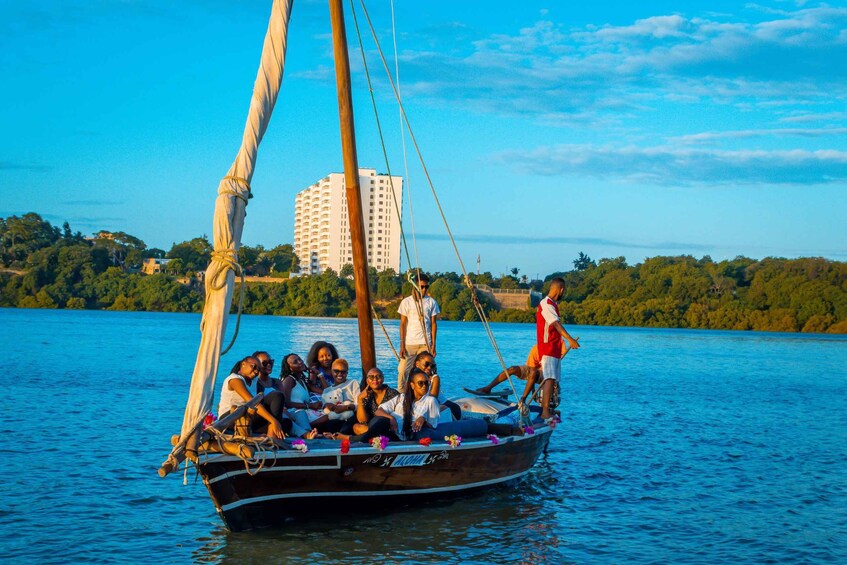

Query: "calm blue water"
<box><xmin>1</xmin><ymin>309</ymin><xmax>845</xmax><ymax>563</ymax></box>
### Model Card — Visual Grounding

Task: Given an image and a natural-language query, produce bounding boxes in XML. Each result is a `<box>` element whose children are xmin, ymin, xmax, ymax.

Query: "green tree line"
<box><xmin>1</xmin><ymin>213</ymin><xmax>845</xmax><ymax>333</ymax></box>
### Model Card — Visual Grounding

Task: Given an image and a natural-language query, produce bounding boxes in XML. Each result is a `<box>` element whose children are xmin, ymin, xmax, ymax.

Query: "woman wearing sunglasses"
<box><xmin>335</xmin><ymin>368</ymin><xmax>439</xmax><ymax>443</ymax></box>
<box><xmin>413</xmin><ymin>352</ymin><xmax>461</xmax><ymax>421</ymax></box>
<box><xmin>252</xmin><ymin>350</ymin><xmax>280</xmax><ymax>394</ymax></box>
<box><xmin>352</xmin><ymin>367</ymin><xmax>398</xmax><ymax>436</ymax></box>
<box><xmin>217</xmin><ymin>355</ymin><xmax>291</xmax><ymax>440</ymax></box>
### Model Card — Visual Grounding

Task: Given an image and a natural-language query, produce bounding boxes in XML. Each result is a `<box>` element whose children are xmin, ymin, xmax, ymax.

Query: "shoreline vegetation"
<box><xmin>1</xmin><ymin>213</ymin><xmax>845</xmax><ymax>334</ymax></box>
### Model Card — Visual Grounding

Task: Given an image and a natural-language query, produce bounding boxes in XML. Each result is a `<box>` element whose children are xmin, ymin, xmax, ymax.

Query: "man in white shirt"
<box><xmin>397</xmin><ymin>273</ymin><xmax>440</xmax><ymax>389</ymax></box>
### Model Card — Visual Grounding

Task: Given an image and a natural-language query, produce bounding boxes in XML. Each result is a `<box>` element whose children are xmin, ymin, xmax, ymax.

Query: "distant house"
<box><xmin>142</xmin><ymin>258</ymin><xmax>171</xmax><ymax>275</ymax></box>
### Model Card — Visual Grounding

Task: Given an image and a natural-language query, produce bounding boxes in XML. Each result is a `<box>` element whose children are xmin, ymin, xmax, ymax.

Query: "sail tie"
<box><xmin>220</xmin><ymin>176</ymin><xmax>253</xmax><ymax>204</ymax></box>
<box><xmin>208</xmin><ymin>247</ymin><xmax>246</xmax><ymax>356</ymax></box>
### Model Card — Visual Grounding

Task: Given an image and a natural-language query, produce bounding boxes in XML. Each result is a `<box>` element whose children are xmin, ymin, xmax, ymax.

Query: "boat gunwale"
<box><xmin>198</xmin><ymin>423</ymin><xmax>553</xmax><ymax>465</ymax></box>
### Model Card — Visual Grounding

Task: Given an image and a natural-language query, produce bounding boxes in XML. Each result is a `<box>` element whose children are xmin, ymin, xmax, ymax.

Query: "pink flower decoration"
<box><xmin>291</xmin><ymin>439</ymin><xmax>309</xmax><ymax>453</ymax></box>
<box><xmin>525</xmin><ymin>426</ymin><xmax>535</xmax><ymax>435</ymax></box>
<box><xmin>419</xmin><ymin>437</ymin><xmax>432</xmax><ymax>447</ymax></box>
<box><xmin>444</xmin><ymin>434</ymin><xmax>462</xmax><ymax>448</ymax></box>
<box><xmin>487</xmin><ymin>434</ymin><xmax>500</xmax><ymax>445</ymax></box>
<box><xmin>202</xmin><ymin>413</ymin><xmax>217</xmax><ymax>429</ymax></box>
<box><xmin>340</xmin><ymin>439</ymin><xmax>350</xmax><ymax>454</ymax></box>
<box><xmin>371</xmin><ymin>436</ymin><xmax>389</xmax><ymax>450</ymax></box>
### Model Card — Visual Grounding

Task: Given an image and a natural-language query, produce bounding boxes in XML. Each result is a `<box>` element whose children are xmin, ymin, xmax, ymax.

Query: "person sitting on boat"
<box><xmin>305</xmin><ymin>340</ymin><xmax>338</xmax><ymax>393</ymax></box>
<box><xmin>336</xmin><ymin>368</ymin><xmax>439</xmax><ymax>443</ymax></box>
<box><xmin>253</xmin><ymin>350</ymin><xmax>280</xmax><ymax>394</ymax></box>
<box><xmin>397</xmin><ymin>273</ymin><xmax>440</xmax><ymax>390</ymax></box>
<box><xmin>378</xmin><ymin>368</ymin><xmax>442</xmax><ymax>441</ymax></box>
<box><xmin>279</xmin><ymin>353</ymin><xmax>327</xmax><ymax>439</ymax></box>
<box><xmin>320</xmin><ymin>358</ymin><xmax>360</xmax><ymax>433</ymax></box>
<box><xmin>218</xmin><ymin>355</ymin><xmax>291</xmax><ymax>440</ymax></box>
<box><xmin>413</xmin><ymin>352</ymin><xmax>461</xmax><ymax>421</ymax></box>
<box><xmin>352</xmin><ymin>367</ymin><xmax>399</xmax><ymax>436</ymax></box>
<box><xmin>469</xmin><ymin>343</ymin><xmax>569</xmax><ymax>403</ymax></box>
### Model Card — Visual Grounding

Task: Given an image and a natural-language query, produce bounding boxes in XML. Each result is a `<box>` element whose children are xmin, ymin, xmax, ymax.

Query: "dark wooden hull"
<box><xmin>198</xmin><ymin>425</ymin><xmax>553</xmax><ymax>531</ymax></box>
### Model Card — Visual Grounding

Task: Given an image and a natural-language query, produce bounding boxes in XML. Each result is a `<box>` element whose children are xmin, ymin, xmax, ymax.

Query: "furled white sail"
<box><xmin>178</xmin><ymin>0</ymin><xmax>293</xmax><ymax>440</ymax></box>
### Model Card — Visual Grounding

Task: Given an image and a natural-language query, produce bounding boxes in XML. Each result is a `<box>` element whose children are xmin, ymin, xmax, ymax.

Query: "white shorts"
<box><xmin>540</xmin><ymin>355</ymin><xmax>561</xmax><ymax>383</ymax></box>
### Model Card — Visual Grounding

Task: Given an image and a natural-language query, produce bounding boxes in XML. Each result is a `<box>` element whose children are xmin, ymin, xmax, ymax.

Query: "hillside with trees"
<box><xmin>1</xmin><ymin>213</ymin><xmax>845</xmax><ymax>333</ymax></box>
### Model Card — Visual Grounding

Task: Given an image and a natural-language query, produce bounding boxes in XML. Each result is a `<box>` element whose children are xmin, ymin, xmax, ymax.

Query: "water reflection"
<box><xmin>193</xmin><ymin>476</ymin><xmax>566</xmax><ymax>564</ymax></box>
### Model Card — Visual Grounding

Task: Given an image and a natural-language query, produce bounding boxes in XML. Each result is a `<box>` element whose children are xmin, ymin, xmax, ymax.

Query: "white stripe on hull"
<box><xmin>219</xmin><ymin>469</ymin><xmax>532</xmax><ymax>512</ymax></box>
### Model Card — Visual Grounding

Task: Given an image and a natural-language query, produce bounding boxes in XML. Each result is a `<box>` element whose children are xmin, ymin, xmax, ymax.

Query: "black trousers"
<box><xmin>228</xmin><ymin>391</ymin><xmax>293</xmax><ymax>435</ymax></box>
<box><xmin>349</xmin><ymin>416</ymin><xmax>398</xmax><ymax>443</ymax></box>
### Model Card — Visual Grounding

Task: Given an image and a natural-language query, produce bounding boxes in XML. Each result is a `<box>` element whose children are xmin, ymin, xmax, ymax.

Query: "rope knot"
<box><xmin>219</xmin><ymin>176</ymin><xmax>253</xmax><ymax>204</ymax></box>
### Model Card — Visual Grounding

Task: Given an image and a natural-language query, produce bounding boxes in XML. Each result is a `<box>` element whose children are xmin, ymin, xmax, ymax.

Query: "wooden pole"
<box><xmin>330</xmin><ymin>0</ymin><xmax>376</xmax><ymax>379</ymax></box>
<box><xmin>158</xmin><ymin>394</ymin><xmax>264</xmax><ymax>477</ymax></box>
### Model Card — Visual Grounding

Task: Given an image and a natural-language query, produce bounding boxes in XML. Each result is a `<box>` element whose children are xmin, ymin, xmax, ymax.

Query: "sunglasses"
<box><xmin>367</xmin><ymin>374</ymin><xmax>383</xmax><ymax>380</ymax></box>
<box><xmin>333</xmin><ymin>369</ymin><xmax>348</xmax><ymax>374</ymax></box>
<box><xmin>419</xmin><ymin>285</ymin><xmax>429</xmax><ymax>290</ymax></box>
<box><xmin>421</xmin><ymin>361</ymin><xmax>434</xmax><ymax>368</ymax></box>
<box><xmin>262</xmin><ymin>359</ymin><xmax>274</xmax><ymax>366</ymax></box>
<box><xmin>412</xmin><ymin>380</ymin><xmax>430</xmax><ymax>387</ymax></box>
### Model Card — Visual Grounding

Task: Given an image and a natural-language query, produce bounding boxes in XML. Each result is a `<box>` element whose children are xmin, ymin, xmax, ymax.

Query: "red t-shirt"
<box><xmin>536</xmin><ymin>296</ymin><xmax>562</xmax><ymax>358</ymax></box>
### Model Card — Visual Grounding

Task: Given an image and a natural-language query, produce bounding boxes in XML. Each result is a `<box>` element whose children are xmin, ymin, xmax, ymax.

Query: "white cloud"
<box><xmin>498</xmin><ymin>144</ymin><xmax>847</xmax><ymax>185</ymax></box>
<box><xmin>384</xmin><ymin>5</ymin><xmax>847</xmax><ymax>124</ymax></box>
<box><xmin>675</xmin><ymin>128</ymin><xmax>847</xmax><ymax>143</ymax></box>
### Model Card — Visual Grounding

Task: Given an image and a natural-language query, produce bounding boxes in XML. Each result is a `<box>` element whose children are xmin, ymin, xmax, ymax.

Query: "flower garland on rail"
<box><xmin>445</xmin><ymin>434</ymin><xmax>462</xmax><ymax>448</ymax></box>
<box><xmin>290</xmin><ymin>439</ymin><xmax>309</xmax><ymax>453</ymax></box>
<box><xmin>371</xmin><ymin>436</ymin><xmax>389</xmax><ymax>451</ymax></box>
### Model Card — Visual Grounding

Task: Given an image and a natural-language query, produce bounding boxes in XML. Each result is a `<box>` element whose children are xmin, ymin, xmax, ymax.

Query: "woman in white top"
<box><xmin>320</xmin><ymin>359</ymin><xmax>360</xmax><ymax>434</ymax></box>
<box><xmin>217</xmin><ymin>356</ymin><xmax>289</xmax><ymax>440</ymax></box>
<box><xmin>336</xmin><ymin>368</ymin><xmax>439</xmax><ymax>443</ymax></box>
<box><xmin>376</xmin><ymin>368</ymin><xmax>441</xmax><ymax>440</ymax></box>
<box><xmin>280</xmin><ymin>353</ymin><xmax>329</xmax><ymax>438</ymax></box>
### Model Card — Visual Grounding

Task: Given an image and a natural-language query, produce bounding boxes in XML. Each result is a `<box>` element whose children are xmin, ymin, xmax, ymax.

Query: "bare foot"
<box><xmin>304</xmin><ymin>428</ymin><xmax>319</xmax><ymax>440</ymax></box>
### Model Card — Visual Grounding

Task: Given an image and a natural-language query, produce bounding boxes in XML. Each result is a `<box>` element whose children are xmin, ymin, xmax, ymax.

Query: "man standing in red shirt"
<box><xmin>536</xmin><ymin>277</ymin><xmax>580</xmax><ymax>420</ymax></box>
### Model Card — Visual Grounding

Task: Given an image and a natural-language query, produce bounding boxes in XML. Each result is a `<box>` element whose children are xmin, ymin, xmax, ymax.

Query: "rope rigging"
<box><xmin>351</xmin><ymin>0</ymin><xmax>524</xmax><ymax>411</ymax></box>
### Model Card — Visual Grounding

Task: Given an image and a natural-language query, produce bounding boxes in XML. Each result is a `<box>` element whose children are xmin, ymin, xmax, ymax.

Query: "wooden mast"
<box><xmin>330</xmin><ymin>0</ymin><xmax>376</xmax><ymax>378</ymax></box>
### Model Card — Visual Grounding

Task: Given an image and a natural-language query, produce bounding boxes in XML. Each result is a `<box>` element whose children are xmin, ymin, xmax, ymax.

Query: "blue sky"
<box><xmin>1</xmin><ymin>0</ymin><xmax>845</xmax><ymax>277</ymax></box>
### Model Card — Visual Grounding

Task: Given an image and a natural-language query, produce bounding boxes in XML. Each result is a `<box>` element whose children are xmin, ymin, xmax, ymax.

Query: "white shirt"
<box><xmin>379</xmin><ymin>393</ymin><xmax>441</xmax><ymax>440</ymax></box>
<box><xmin>321</xmin><ymin>378</ymin><xmax>360</xmax><ymax>407</ymax></box>
<box><xmin>398</xmin><ymin>295</ymin><xmax>440</xmax><ymax>346</ymax></box>
<box><xmin>218</xmin><ymin>373</ymin><xmax>252</xmax><ymax>416</ymax></box>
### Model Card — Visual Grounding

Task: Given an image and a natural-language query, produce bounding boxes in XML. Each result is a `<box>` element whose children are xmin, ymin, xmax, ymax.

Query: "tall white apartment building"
<box><xmin>293</xmin><ymin>168</ymin><xmax>403</xmax><ymax>275</ymax></box>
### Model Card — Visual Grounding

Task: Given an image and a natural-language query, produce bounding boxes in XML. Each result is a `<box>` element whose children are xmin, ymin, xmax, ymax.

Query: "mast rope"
<box><xmin>348</xmin><ymin>0</ymin><xmax>414</xmax><ymax>275</ymax></box>
<box><xmin>355</xmin><ymin>0</ymin><xmax>521</xmax><ymax>409</ymax></box>
<box><xmin>389</xmin><ymin>0</ymin><xmax>421</xmax><ymax>274</ymax></box>
<box><xmin>349</xmin><ymin>0</ymin><xmax>432</xmax><ymax>363</ymax></box>
<box><xmin>371</xmin><ymin>304</ymin><xmax>400</xmax><ymax>361</ymax></box>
